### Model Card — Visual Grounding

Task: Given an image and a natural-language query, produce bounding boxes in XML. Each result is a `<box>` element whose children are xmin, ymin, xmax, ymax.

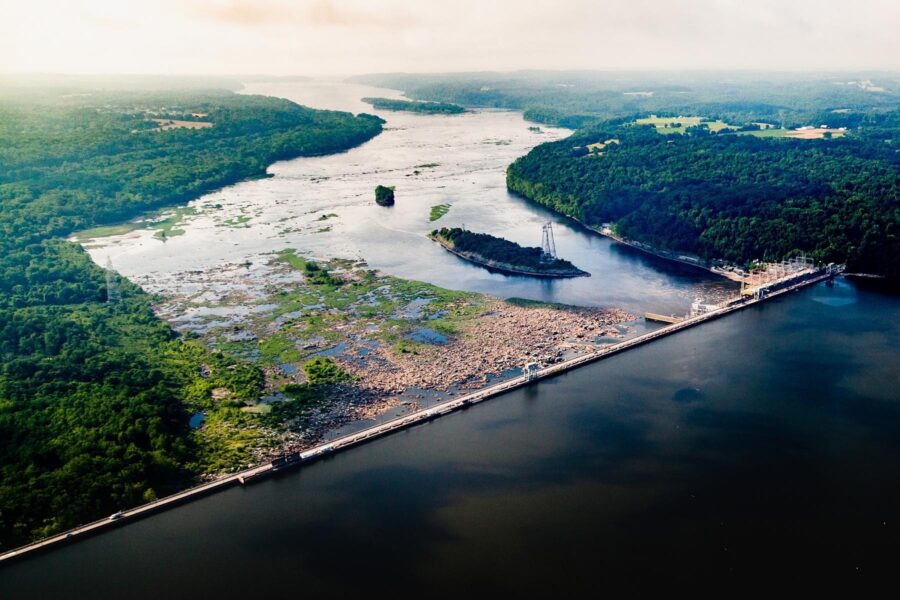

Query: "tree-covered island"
<box><xmin>362</xmin><ymin>97</ymin><xmax>466</xmax><ymax>114</ymax></box>
<box><xmin>429</xmin><ymin>227</ymin><xmax>588</xmax><ymax>278</ymax></box>
<box><xmin>375</xmin><ymin>185</ymin><xmax>396</xmax><ymax>206</ymax></box>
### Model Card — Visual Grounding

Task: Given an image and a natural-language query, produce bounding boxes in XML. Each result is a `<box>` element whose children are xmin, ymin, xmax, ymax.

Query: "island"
<box><xmin>362</xmin><ymin>97</ymin><xmax>466</xmax><ymax>114</ymax></box>
<box><xmin>375</xmin><ymin>184</ymin><xmax>395</xmax><ymax>206</ymax></box>
<box><xmin>429</xmin><ymin>227</ymin><xmax>589</xmax><ymax>278</ymax></box>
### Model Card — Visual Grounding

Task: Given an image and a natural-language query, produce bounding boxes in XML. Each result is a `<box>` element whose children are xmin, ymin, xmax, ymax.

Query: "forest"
<box><xmin>0</xmin><ymin>85</ymin><xmax>383</xmax><ymax>547</ymax></box>
<box><xmin>350</xmin><ymin>71</ymin><xmax>900</xmax><ymax>128</ymax></box>
<box><xmin>507</xmin><ymin>116</ymin><xmax>900</xmax><ymax>279</ymax></box>
<box><xmin>361</xmin><ymin>97</ymin><xmax>465</xmax><ymax>114</ymax></box>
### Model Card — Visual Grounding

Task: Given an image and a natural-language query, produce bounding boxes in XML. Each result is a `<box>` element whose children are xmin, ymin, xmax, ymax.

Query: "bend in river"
<box><xmin>80</xmin><ymin>80</ymin><xmax>736</xmax><ymax>320</ymax></box>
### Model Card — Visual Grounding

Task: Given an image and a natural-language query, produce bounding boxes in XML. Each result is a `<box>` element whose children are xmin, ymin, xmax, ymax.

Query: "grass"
<box><xmin>634</xmin><ymin>115</ymin><xmax>738</xmax><ymax>135</ymax></box>
<box><xmin>151</xmin><ymin>207</ymin><xmax>196</xmax><ymax>240</ymax></box>
<box><xmin>191</xmin><ymin>408</ymin><xmax>265</xmax><ymax>472</ymax></box>
<box><xmin>72</xmin><ymin>206</ymin><xmax>196</xmax><ymax>241</ymax></box>
<box><xmin>429</xmin><ymin>203</ymin><xmax>451</xmax><ymax>222</ymax></box>
<box><xmin>505</xmin><ymin>297</ymin><xmax>559</xmax><ymax>308</ymax></box>
<box><xmin>221</xmin><ymin>215</ymin><xmax>252</xmax><ymax>228</ymax></box>
<box><xmin>72</xmin><ymin>223</ymin><xmax>140</xmax><ymax>240</ymax></box>
<box><xmin>259</xmin><ymin>334</ymin><xmax>302</xmax><ymax>363</ymax></box>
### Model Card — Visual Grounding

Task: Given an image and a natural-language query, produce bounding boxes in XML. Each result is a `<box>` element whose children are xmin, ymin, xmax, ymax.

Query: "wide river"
<box><xmin>3</xmin><ymin>82</ymin><xmax>899</xmax><ymax>591</ymax></box>
<box><xmin>79</xmin><ymin>80</ymin><xmax>735</xmax><ymax>317</ymax></box>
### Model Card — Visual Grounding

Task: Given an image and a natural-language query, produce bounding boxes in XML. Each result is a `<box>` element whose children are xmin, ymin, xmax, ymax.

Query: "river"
<box><xmin>4</xmin><ymin>82</ymin><xmax>899</xmax><ymax>591</ymax></box>
<box><xmin>2</xmin><ymin>277</ymin><xmax>898</xmax><ymax>592</ymax></box>
<box><xmin>79</xmin><ymin>80</ymin><xmax>735</xmax><ymax>318</ymax></box>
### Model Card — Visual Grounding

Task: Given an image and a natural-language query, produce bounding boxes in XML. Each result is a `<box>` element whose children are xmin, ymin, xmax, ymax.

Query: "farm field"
<box><xmin>633</xmin><ymin>115</ymin><xmax>739</xmax><ymax>134</ymax></box>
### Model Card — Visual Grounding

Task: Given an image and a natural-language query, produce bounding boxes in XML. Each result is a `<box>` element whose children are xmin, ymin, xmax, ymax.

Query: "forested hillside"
<box><xmin>350</xmin><ymin>71</ymin><xmax>900</xmax><ymax>128</ymax></box>
<box><xmin>0</xmin><ymin>86</ymin><xmax>383</xmax><ymax>547</ymax></box>
<box><xmin>507</xmin><ymin>117</ymin><xmax>900</xmax><ymax>279</ymax></box>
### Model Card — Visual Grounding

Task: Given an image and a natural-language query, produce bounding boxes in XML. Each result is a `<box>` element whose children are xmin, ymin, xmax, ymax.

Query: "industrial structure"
<box><xmin>739</xmin><ymin>254</ymin><xmax>818</xmax><ymax>298</ymax></box>
<box><xmin>0</xmin><ymin>260</ymin><xmax>843</xmax><ymax>565</ymax></box>
<box><xmin>105</xmin><ymin>257</ymin><xmax>120</xmax><ymax>304</ymax></box>
<box><xmin>540</xmin><ymin>222</ymin><xmax>557</xmax><ymax>261</ymax></box>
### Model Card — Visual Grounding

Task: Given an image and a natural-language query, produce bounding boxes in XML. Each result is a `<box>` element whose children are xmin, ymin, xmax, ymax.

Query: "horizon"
<box><xmin>2</xmin><ymin>0</ymin><xmax>898</xmax><ymax>77</ymax></box>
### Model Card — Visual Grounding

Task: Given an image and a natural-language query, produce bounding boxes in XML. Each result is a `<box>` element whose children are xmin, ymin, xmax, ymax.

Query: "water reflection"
<box><xmin>3</xmin><ymin>281</ymin><xmax>899</xmax><ymax>593</ymax></box>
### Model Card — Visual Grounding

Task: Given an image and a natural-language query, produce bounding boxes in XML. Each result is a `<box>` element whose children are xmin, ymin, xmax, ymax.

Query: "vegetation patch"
<box><xmin>0</xmin><ymin>85</ymin><xmax>383</xmax><ymax>547</ymax></box>
<box><xmin>429</xmin><ymin>203</ymin><xmax>451</xmax><ymax>221</ymax></box>
<box><xmin>633</xmin><ymin>115</ymin><xmax>739</xmax><ymax>134</ymax></box>
<box><xmin>429</xmin><ymin>227</ymin><xmax>588</xmax><ymax>278</ymax></box>
<box><xmin>375</xmin><ymin>184</ymin><xmax>395</xmax><ymax>206</ymax></box>
<box><xmin>362</xmin><ymin>97</ymin><xmax>466</xmax><ymax>114</ymax></box>
<box><xmin>507</xmin><ymin>120</ymin><xmax>900</xmax><ymax>279</ymax></box>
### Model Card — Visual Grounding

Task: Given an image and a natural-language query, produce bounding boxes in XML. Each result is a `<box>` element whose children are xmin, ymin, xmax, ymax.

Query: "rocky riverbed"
<box><xmin>136</xmin><ymin>249</ymin><xmax>634</xmax><ymax>466</ymax></box>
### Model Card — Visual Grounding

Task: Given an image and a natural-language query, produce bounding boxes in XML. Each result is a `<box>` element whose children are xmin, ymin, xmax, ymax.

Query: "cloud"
<box><xmin>0</xmin><ymin>0</ymin><xmax>897</xmax><ymax>75</ymax></box>
<box><xmin>188</xmin><ymin>0</ymin><xmax>411</xmax><ymax>28</ymax></box>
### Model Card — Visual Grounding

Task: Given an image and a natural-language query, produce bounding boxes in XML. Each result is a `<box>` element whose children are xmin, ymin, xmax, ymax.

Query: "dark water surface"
<box><xmin>3</xmin><ymin>278</ymin><xmax>899</xmax><ymax>593</ymax></box>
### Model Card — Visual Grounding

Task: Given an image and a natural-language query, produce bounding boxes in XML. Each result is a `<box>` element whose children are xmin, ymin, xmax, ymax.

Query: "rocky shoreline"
<box><xmin>140</xmin><ymin>253</ymin><xmax>632</xmax><ymax>471</ymax></box>
<box><xmin>253</xmin><ymin>298</ymin><xmax>633</xmax><ymax>462</ymax></box>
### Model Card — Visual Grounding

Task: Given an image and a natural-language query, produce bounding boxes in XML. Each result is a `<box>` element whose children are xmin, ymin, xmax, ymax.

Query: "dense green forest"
<box><xmin>507</xmin><ymin>116</ymin><xmax>900</xmax><ymax>279</ymax></box>
<box><xmin>350</xmin><ymin>71</ymin><xmax>900</xmax><ymax>128</ymax></box>
<box><xmin>430</xmin><ymin>227</ymin><xmax>586</xmax><ymax>276</ymax></box>
<box><xmin>361</xmin><ymin>97</ymin><xmax>465</xmax><ymax>114</ymax></box>
<box><xmin>0</xmin><ymin>84</ymin><xmax>383</xmax><ymax>547</ymax></box>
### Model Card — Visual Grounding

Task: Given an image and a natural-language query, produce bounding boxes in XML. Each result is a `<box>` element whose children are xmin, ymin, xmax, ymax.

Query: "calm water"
<box><xmin>12</xmin><ymin>81</ymin><xmax>898</xmax><ymax>591</ymax></box>
<box><xmin>2</xmin><ymin>278</ymin><xmax>899</xmax><ymax>592</ymax></box>
<box><xmin>83</xmin><ymin>80</ymin><xmax>734</xmax><ymax>316</ymax></box>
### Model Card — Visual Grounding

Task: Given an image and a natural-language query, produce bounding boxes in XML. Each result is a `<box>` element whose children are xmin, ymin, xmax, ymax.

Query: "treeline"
<box><xmin>361</xmin><ymin>97</ymin><xmax>465</xmax><ymax>114</ymax></box>
<box><xmin>0</xmin><ymin>86</ymin><xmax>383</xmax><ymax>547</ymax></box>
<box><xmin>507</xmin><ymin>118</ymin><xmax>899</xmax><ymax>279</ymax></box>
<box><xmin>350</xmin><ymin>71</ymin><xmax>900</xmax><ymax>128</ymax></box>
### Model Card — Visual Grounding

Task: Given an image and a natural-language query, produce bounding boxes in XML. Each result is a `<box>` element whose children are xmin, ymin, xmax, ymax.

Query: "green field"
<box><xmin>634</xmin><ymin>115</ymin><xmax>739</xmax><ymax>134</ymax></box>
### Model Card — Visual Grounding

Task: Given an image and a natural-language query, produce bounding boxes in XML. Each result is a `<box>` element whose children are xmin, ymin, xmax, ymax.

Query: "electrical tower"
<box><xmin>106</xmin><ymin>256</ymin><xmax>120</xmax><ymax>304</ymax></box>
<box><xmin>540</xmin><ymin>222</ymin><xmax>557</xmax><ymax>261</ymax></box>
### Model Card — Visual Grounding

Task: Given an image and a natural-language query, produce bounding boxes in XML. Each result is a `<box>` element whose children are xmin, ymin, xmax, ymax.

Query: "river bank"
<box><xmin>0</xmin><ymin>265</ymin><xmax>844</xmax><ymax>568</ymax></box>
<box><xmin>143</xmin><ymin>249</ymin><xmax>633</xmax><ymax>469</ymax></box>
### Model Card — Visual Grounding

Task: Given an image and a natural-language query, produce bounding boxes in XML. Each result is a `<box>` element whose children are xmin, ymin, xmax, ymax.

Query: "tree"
<box><xmin>375</xmin><ymin>185</ymin><xmax>395</xmax><ymax>206</ymax></box>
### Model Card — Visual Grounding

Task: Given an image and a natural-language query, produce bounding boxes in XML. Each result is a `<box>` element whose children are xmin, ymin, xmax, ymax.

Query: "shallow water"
<box><xmin>84</xmin><ymin>80</ymin><xmax>735</xmax><ymax>317</ymax></box>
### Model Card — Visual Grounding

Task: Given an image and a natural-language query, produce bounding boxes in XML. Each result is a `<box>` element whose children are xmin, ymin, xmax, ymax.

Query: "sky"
<box><xmin>1</xmin><ymin>0</ymin><xmax>898</xmax><ymax>76</ymax></box>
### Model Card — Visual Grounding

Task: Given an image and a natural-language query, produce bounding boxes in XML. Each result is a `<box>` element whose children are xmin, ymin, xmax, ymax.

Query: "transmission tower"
<box><xmin>106</xmin><ymin>256</ymin><xmax>120</xmax><ymax>304</ymax></box>
<box><xmin>541</xmin><ymin>222</ymin><xmax>557</xmax><ymax>261</ymax></box>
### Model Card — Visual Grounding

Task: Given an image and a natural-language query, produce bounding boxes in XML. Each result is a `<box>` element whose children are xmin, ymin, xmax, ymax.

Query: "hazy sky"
<box><xmin>2</xmin><ymin>0</ymin><xmax>898</xmax><ymax>76</ymax></box>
